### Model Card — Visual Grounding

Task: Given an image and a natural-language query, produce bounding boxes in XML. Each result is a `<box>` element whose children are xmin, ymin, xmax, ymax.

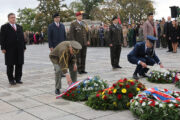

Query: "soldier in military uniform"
<box><xmin>69</xmin><ymin>12</ymin><xmax>90</xmax><ymax>74</ymax></box>
<box><xmin>49</xmin><ymin>41</ymin><xmax>82</xmax><ymax>95</ymax></box>
<box><xmin>109</xmin><ymin>16</ymin><xmax>123</xmax><ymax>69</ymax></box>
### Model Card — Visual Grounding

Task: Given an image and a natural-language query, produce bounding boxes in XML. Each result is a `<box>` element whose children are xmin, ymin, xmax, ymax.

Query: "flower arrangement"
<box><xmin>175</xmin><ymin>73</ymin><xmax>180</xmax><ymax>88</ymax></box>
<box><xmin>147</xmin><ymin>70</ymin><xmax>177</xmax><ymax>83</ymax></box>
<box><xmin>130</xmin><ymin>88</ymin><xmax>180</xmax><ymax>120</ymax></box>
<box><xmin>86</xmin><ymin>78</ymin><xmax>146</xmax><ymax>110</ymax></box>
<box><xmin>62</xmin><ymin>76</ymin><xmax>108</xmax><ymax>101</ymax></box>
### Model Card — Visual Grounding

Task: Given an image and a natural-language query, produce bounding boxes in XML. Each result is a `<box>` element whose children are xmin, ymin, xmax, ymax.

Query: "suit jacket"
<box><xmin>127</xmin><ymin>42</ymin><xmax>160</xmax><ymax>65</ymax></box>
<box><xmin>69</xmin><ymin>21</ymin><xmax>90</xmax><ymax>46</ymax></box>
<box><xmin>109</xmin><ymin>24</ymin><xmax>123</xmax><ymax>45</ymax></box>
<box><xmin>164</xmin><ymin>21</ymin><xmax>172</xmax><ymax>36</ymax></box>
<box><xmin>48</xmin><ymin>22</ymin><xmax>66</xmax><ymax>48</ymax></box>
<box><xmin>143</xmin><ymin>20</ymin><xmax>158</xmax><ymax>40</ymax></box>
<box><xmin>0</xmin><ymin>23</ymin><xmax>26</xmax><ymax>65</ymax></box>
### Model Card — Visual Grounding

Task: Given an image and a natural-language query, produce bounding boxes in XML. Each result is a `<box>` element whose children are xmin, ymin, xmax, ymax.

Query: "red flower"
<box><xmin>149</xmin><ymin>100</ymin><xmax>155</xmax><ymax>107</ymax></box>
<box><xmin>139</xmin><ymin>100</ymin><xmax>143</xmax><ymax>104</ymax></box>
<box><xmin>128</xmin><ymin>93</ymin><xmax>133</xmax><ymax>98</ymax></box>
<box><xmin>164</xmin><ymin>89</ymin><xmax>168</xmax><ymax>92</ymax></box>
<box><xmin>72</xmin><ymin>94</ymin><xmax>75</xmax><ymax>97</ymax></box>
<box><xmin>126</xmin><ymin>85</ymin><xmax>130</xmax><ymax>88</ymax></box>
<box><xmin>175</xmin><ymin>104</ymin><xmax>179</xmax><ymax>107</ymax></box>
<box><xmin>138</xmin><ymin>84</ymin><xmax>142</xmax><ymax>88</ymax></box>
<box><xmin>113</xmin><ymin>84</ymin><xmax>117</xmax><ymax>87</ymax></box>
<box><xmin>117</xmin><ymin>94</ymin><xmax>122</xmax><ymax>100</ymax></box>
<box><xmin>130</xmin><ymin>82</ymin><xmax>135</xmax><ymax>86</ymax></box>
<box><xmin>67</xmin><ymin>94</ymin><xmax>70</xmax><ymax>97</ymax></box>
<box><xmin>108</xmin><ymin>90</ymin><xmax>113</xmax><ymax>94</ymax></box>
<box><xmin>123</xmin><ymin>78</ymin><xmax>127</xmax><ymax>81</ymax></box>
<box><xmin>103</xmin><ymin>95</ymin><xmax>107</xmax><ymax>100</ymax></box>
<box><xmin>138</xmin><ymin>95</ymin><xmax>142</xmax><ymax>97</ymax></box>
<box><xmin>96</xmin><ymin>94</ymin><xmax>100</xmax><ymax>97</ymax></box>
<box><xmin>119</xmin><ymin>84</ymin><xmax>123</xmax><ymax>88</ymax></box>
<box><xmin>118</xmin><ymin>79</ymin><xmax>124</xmax><ymax>83</ymax></box>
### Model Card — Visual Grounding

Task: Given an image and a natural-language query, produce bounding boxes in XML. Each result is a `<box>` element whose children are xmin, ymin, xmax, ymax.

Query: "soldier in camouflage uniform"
<box><xmin>69</xmin><ymin>12</ymin><xmax>90</xmax><ymax>74</ymax></box>
<box><xmin>49</xmin><ymin>41</ymin><xmax>82</xmax><ymax>95</ymax></box>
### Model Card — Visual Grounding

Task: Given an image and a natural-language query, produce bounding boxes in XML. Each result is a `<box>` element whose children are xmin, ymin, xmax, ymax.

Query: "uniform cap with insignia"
<box><xmin>53</xmin><ymin>13</ymin><xmax>60</xmax><ymax>18</ymax></box>
<box><xmin>76</xmin><ymin>12</ymin><xmax>82</xmax><ymax>16</ymax></box>
<box><xmin>147</xmin><ymin>35</ymin><xmax>157</xmax><ymax>44</ymax></box>
<box><xmin>70</xmin><ymin>41</ymin><xmax>82</xmax><ymax>50</ymax></box>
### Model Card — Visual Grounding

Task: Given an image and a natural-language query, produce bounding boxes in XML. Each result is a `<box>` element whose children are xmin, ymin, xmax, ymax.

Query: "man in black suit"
<box><xmin>1</xmin><ymin>13</ymin><xmax>26</xmax><ymax>85</ymax></box>
<box><xmin>163</xmin><ymin>16</ymin><xmax>173</xmax><ymax>52</ymax></box>
<box><xmin>127</xmin><ymin>36</ymin><xmax>164</xmax><ymax>79</ymax></box>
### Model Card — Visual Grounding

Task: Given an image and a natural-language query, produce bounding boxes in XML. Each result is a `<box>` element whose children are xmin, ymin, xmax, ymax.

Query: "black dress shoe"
<box><xmin>9</xmin><ymin>81</ymin><xmax>16</xmax><ymax>85</ymax></box>
<box><xmin>81</xmin><ymin>71</ymin><xmax>88</xmax><ymax>74</ymax></box>
<box><xmin>16</xmin><ymin>80</ymin><xmax>23</xmax><ymax>84</ymax></box>
<box><xmin>133</xmin><ymin>74</ymin><xmax>139</xmax><ymax>80</ymax></box>
<box><xmin>78</xmin><ymin>71</ymin><xmax>83</xmax><ymax>74</ymax></box>
<box><xmin>116</xmin><ymin>66</ymin><xmax>122</xmax><ymax>68</ymax></box>
<box><xmin>55</xmin><ymin>89</ymin><xmax>60</xmax><ymax>95</ymax></box>
<box><xmin>140</xmin><ymin>73</ymin><xmax>149</xmax><ymax>78</ymax></box>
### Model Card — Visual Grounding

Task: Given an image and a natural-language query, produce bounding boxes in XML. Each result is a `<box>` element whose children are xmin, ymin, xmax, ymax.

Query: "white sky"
<box><xmin>0</xmin><ymin>0</ymin><xmax>180</xmax><ymax>26</ymax></box>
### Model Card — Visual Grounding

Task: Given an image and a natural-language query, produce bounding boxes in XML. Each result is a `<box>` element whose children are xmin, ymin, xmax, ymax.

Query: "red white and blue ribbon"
<box><xmin>143</xmin><ymin>87</ymin><xmax>180</xmax><ymax>102</ymax></box>
<box><xmin>56</xmin><ymin>77</ymin><xmax>92</xmax><ymax>99</ymax></box>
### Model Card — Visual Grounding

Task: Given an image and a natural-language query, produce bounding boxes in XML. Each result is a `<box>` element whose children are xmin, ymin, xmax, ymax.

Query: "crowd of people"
<box><xmin>24</xmin><ymin>31</ymin><xmax>44</xmax><ymax>45</ymax></box>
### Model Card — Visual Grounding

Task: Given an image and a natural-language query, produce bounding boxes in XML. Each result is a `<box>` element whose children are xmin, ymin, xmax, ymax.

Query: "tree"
<box><xmin>69</xmin><ymin>0</ymin><xmax>104</xmax><ymax>19</ymax></box>
<box><xmin>17</xmin><ymin>8</ymin><xmax>36</xmax><ymax>31</ymax></box>
<box><xmin>91</xmin><ymin>0</ymin><xmax>155</xmax><ymax>24</ymax></box>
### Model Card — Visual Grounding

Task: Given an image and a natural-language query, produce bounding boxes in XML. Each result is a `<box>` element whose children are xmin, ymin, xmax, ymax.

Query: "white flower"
<box><xmin>168</xmin><ymin>104</ymin><xmax>174</xmax><ymax>107</ymax></box>
<box><xmin>172</xmin><ymin>73</ymin><xmax>176</xmax><ymax>77</ymax></box>
<box><xmin>171</xmin><ymin>100</ymin><xmax>177</xmax><ymax>103</ymax></box>
<box><xmin>148</xmin><ymin>101</ymin><xmax>152</xmax><ymax>105</ymax></box>
<box><xmin>155</xmin><ymin>101</ymin><xmax>159</xmax><ymax>105</ymax></box>
<box><xmin>142</xmin><ymin>102</ymin><xmax>146</xmax><ymax>106</ymax></box>
<box><xmin>135</xmin><ymin>101</ymin><xmax>139</xmax><ymax>106</ymax></box>
<box><xmin>169</xmin><ymin>77</ymin><xmax>172</xmax><ymax>80</ymax></box>
<box><xmin>159</xmin><ymin>103</ymin><xmax>163</xmax><ymax>107</ymax></box>
<box><xmin>174</xmin><ymin>93</ymin><xmax>179</xmax><ymax>97</ymax></box>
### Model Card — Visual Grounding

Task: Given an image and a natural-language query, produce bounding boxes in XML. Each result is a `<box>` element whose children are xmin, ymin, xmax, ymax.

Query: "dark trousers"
<box><xmin>167</xmin><ymin>36</ymin><xmax>173</xmax><ymax>51</ymax></box>
<box><xmin>134</xmin><ymin>57</ymin><xmax>155</xmax><ymax>75</ymax></box>
<box><xmin>110</xmin><ymin>45</ymin><xmax>121</xmax><ymax>67</ymax></box>
<box><xmin>77</xmin><ymin>46</ymin><xmax>87</xmax><ymax>72</ymax></box>
<box><xmin>7</xmin><ymin>64</ymin><xmax>23</xmax><ymax>82</ymax></box>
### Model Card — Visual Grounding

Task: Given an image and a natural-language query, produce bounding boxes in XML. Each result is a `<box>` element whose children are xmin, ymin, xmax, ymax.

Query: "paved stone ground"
<box><xmin>0</xmin><ymin>44</ymin><xmax>180</xmax><ymax>120</ymax></box>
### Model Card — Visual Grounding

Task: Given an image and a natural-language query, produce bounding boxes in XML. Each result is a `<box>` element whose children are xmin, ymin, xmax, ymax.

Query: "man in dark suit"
<box><xmin>163</xmin><ymin>16</ymin><xmax>173</xmax><ymax>52</ymax></box>
<box><xmin>127</xmin><ymin>36</ymin><xmax>164</xmax><ymax>79</ymax></box>
<box><xmin>48</xmin><ymin>13</ymin><xmax>66</xmax><ymax>95</ymax></box>
<box><xmin>109</xmin><ymin>16</ymin><xmax>123</xmax><ymax>69</ymax></box>
<box><xmin>1</xmin><ymin>13</ymin><xmax>26</xmax><ymax>85</ymax></box>
<box><xmin>69</xmin><ymin>12</ymin><xmax>90</xmax><ymax>74</ymax></box>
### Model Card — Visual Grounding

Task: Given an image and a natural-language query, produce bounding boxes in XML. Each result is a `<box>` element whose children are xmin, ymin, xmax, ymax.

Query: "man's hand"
<box><xmin>169</xmin><ymin>37</ymin><xmax>171</xmax><ymax>40</ymax></box>
<box><xmin>160</xmin><ymin>63</ymin><xmax>164</xmax><ymax>68</ymax></box>
<box><xmin>163</xmin><ymin>34</ymin><xmax>166</xmax><ymax>37</ymax></box>
<box><xmin>1</xmin><ymin>50</ymin><xmax>6</xmax><ymax>54</ymax></box>
<box><xmin>66</xmin><ymin>74</ymin><xmax>72</xmax><ymax>86</ymax></box>
<box><xmin>73</xmin><ymin>64</ymin><xmax>77</xmax><ymax>72</ymax></box>
<box><xmin>140</xmin><ymin>61</ymin><xmax>147</xmax><ymax>68</ymax></box>
<box><xmin>50</xmin><ymin>48</ymin><xmax>53</xmax><ymax>51</ymax></box>
<box><xmin>109</xmin><ymin>44</ymin><xmax>113</xmax><ymax>47</ymax></box>
<box><xmin>87</xmin><ymin>41</ymin><xmax>90</xmax><ymax>46</ymax></box>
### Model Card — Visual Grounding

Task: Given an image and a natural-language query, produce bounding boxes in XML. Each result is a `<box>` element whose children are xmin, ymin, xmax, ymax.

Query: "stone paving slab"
<box><xmin>0</xmin><ymin>44</ymin><xmax>180</xmax><ymax>120</ymax></box>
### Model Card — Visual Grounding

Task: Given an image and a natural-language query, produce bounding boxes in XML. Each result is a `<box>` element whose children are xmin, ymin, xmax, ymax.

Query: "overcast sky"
<box><xmin>0</xmin><ymin>0</ymin><xmax>179</xmax><ymax>26</ymax></box>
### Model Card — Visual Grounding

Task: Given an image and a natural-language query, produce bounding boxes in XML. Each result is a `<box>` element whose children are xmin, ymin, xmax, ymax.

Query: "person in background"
<box><xmin>160</xmin><ymin>18</ymin><xmax>167</xmax><ymax>48</ymax></box>
<box><xmin>122</xmin><ymin>23</ymin><xmax>128</xmax><ymax>47</ymax></box>
<box><xmin>99</xmin><ymin>24</ymin><xmax>105</xmax><ymax>47</ymax></box>
<box><xmin>170</xmin><ymin>20</ymin><xmax>180</xmax><ymax>53</ymax></box>
<box><xmin>156</xmin><ymin>20</ymin><xmax>161</xmax><ymax>48</ymax></box>
<box><xmin>137</xmin><ymin>23</ymin><xmax>144</xmax><ymax>42</ymax></box>
<box><xmin>127</xmin><ymin>24</ymin><xmax>134</xmax><ymax>47</ymax></box>
<box><xmin>34</xmin><ymin>32</ymin><xmax>40</xmax><ymax>44</ymax></box>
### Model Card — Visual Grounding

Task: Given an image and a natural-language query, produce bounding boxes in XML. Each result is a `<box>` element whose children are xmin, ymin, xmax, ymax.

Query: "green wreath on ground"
<box><xmin>130</xmin><ymin>88</ymin><xmax>180</xmax><ymax>120</ymax></box>
<box><xmin>86</xmin><ymin>78</ymin><xmax>146</xmax><ymax>110</ymax></box>
<box><xmin>147</xmin><ymin>70</ymin><xmax>177</xmax><ymax>83</ymax></box>
<box><xmin>175</xmin><ymin>73</ymin><xmax>180</xmax><ymax>88</ymax></box>
<box><xmin>62</xmin><ymin>76</ymin><xmax>108</xmax><ymax>101</ymax></box>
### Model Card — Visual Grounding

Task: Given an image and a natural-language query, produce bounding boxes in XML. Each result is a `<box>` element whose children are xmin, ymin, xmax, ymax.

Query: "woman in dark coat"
<box><xmin>170</xmin><ymin>20</ymin><xmax>180</xmax><ymax>53</ymax></box>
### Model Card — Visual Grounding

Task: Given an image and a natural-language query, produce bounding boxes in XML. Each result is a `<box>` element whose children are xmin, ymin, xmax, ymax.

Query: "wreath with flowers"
<box><xmin>175</xmin><ymin>73</ymin><xmax>180</xmax><ymax>88</ymax></box>
<box><xmin>61</xmin><ymin>76</ymin><xmax>108</xmax><ymax>101</ymax></box>
<box><xmin>130</xmin><ymin>87</ymin><xmax>180</xmax><ymax>120</ymax></box>
<box><xmin>147</xmin><ymin>70</ymin><xmax>177</xmax><ymax>83</ymax></box>
<box><xmin>86</xmin><ymin>78</ymin><xmax>146</xmax><ymax>110</ymax></box>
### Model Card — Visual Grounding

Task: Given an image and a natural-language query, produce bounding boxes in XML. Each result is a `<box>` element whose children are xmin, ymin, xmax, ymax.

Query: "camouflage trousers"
<box><xmin>76</xmin><ymin>46</ymin><xmax>87</xmax><ymax>72</ymax></box>
<box><xmin>53</xmin><ymin>63</ymin><xmax>77</xmax><ymax>89</ymax></box>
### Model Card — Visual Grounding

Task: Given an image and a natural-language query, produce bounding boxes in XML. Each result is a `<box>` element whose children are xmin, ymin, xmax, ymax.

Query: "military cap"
<box><xmin>70</xmin><ymin>41</ymin><xmax>82</xmax><ymax>50</ymax></box>
<box><xmin>53</xmin><ymin>13</ymin><xmax>60</xmax><ymax>18</ymax></box>
<box><xmin>147</xmin><ymin>35</ymin><xmax>157</xmax><ymax>44</ymax></box>
<box><xmin>76</xmin><ymin>12</ymin><xmax>82</xmax><ymax>16</ymax></box>
<box><xmin>112</xmin><ymin>16</ymin><xmax>118</xmax><ymax>21</ymax></box>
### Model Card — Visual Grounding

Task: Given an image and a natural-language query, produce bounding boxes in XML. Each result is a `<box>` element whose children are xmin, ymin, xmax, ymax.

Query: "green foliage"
<box><xmin>86</xmin><ymin>79</ymin><xmax>146</xmax><ymax>110</ymax></box>
<box><xmin>17</xmin><ymin>8</ymin><xmax>36</xmax><ymax>31</ymax></box>
<box><xmin>62</xmin><ymin>76</ymin><xmax>108</xmax><ymax>101</ymax></box>
<box><xmin>147</xmin><ymin>70</ymin><xmax>177</xmax><ymax>83</ymax></box>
